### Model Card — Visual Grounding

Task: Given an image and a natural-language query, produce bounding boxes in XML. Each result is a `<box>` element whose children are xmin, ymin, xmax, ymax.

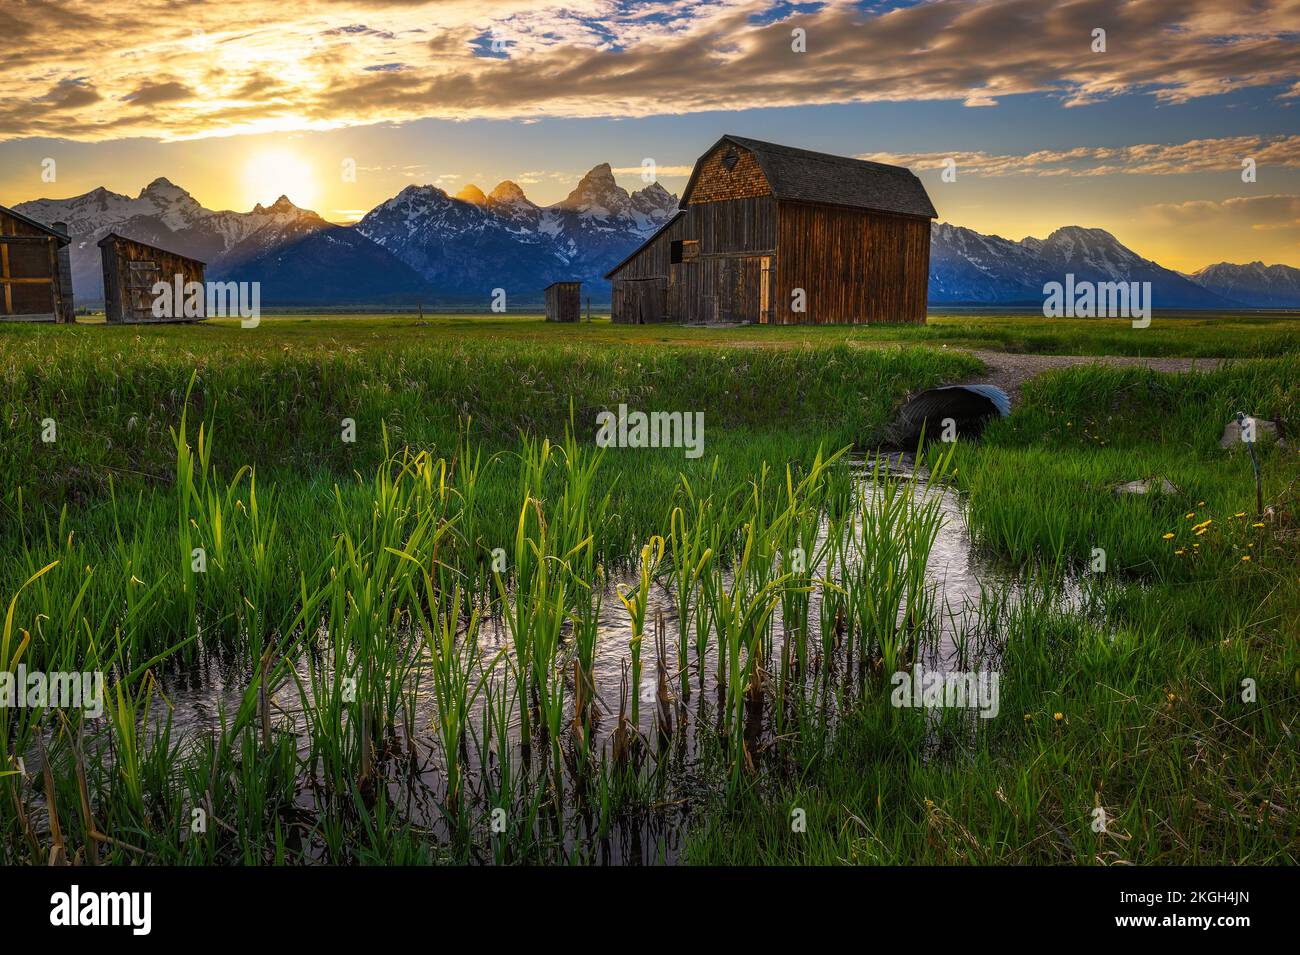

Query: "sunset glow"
<box><xmin>0</xmin><ymin>0</ymin><xmax>1296</xmax><ymax>268</ymax></box>
<box><xmin>243</xmin><ymin>149</ymin><xmax>319</xmax><ymax>211</ymax></box>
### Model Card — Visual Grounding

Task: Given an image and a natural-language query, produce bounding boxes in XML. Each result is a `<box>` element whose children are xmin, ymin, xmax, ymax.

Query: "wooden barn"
<box><xmin>99</xmin><ymin>233</ymin><xmax>206</xmax><ymax>323</ymax></box>
<box><xmin>606</xmin><ymin>135</ymin><xmax>937</xmax><ymax>325</ymax></box>
<box><xmin>544</xmin><ymin>281</ymin><xmax>581</xmax><ymax>322</ymax></box>
<box><xmin>0</xmin><ymin>205</ymin><xmax>74</xmax><ymax>323</ymax></box>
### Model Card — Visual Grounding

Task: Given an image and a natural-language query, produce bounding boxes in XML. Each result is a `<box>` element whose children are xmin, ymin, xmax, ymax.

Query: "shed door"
<box><xmin>127</xmin><ymin>260</ymin><xmax>161</xmax><ymax>321</ymax></box>
<box><xmin>0</xmin><ymin>237</ymin><xmax>57</xmax><ymax>319</ymax></box>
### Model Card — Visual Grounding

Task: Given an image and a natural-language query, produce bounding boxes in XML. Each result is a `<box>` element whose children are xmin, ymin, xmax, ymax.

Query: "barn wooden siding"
<box><xmin>609</xmin><ymin>195</ymin><xmax>780</xmax><ymax>323</ymax></box>
<box><xmin>607</xmin><ymin>135</ymin><xmax>936</xmax><ymax>325</ymax></box>
<box><xmin>100</xmin><ymin>234</ymin><xmax>206</xmax><ymax>323</ymax></box>
<box><xmin>774</xmin><ymin>202</ymin><xmax>930</xmax><ymax>325</ymax></box>
<box><xmin>0</xmin><ymin>207</ymin><xmax>74</xmax><ymax>322</ymax></box>
<box><xmin>544</xmin><ymin>281</ymin><xmax>581</xmax><ymax>322</ymax></box>
<box><xmin>609</xmin><ymin>214</ymin><xmax>686</xmax><ymax>323</ymax></box>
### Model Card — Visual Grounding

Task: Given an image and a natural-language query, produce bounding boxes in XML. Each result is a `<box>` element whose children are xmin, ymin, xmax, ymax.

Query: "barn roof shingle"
<box><xmin>685</xmin><ymin>135</ymin><xmax>937</xmax><ymax>219</ymax></box>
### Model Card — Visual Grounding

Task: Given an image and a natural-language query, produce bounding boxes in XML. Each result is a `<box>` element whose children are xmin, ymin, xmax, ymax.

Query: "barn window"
<box><xmin>670</xmin><ymin>240</ymin><xmax>699</xmax><ymax>264</ymax></box>
<box><xmin>721</xmin><ymin>149</ymin><xmax>739</xmax><ymax>172</ymax></box>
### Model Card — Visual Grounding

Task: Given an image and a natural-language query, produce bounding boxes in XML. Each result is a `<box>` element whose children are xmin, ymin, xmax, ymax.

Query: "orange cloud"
<box><xmin>0</xmin><ymin>0</ymin><xmax>1296</xmax><ymax>142</ymax></box>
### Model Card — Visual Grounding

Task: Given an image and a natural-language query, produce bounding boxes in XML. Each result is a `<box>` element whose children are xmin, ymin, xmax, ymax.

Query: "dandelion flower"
<box><xmin>1023</xmin><ymin>713</ymin><xmax>1032</xmax><ymax>722</ymax></box>
<box><xmin>1185</xmin><ymin>512</ymin><xmax>1195</xmax><ymax>519</ymax></box>
<box><xmin>1242</xmin><ymin>555</ymin><xmax>1251</xmax><ymax>562</ymax></box>
<box><xmin>1197</xmin><ymin>500</ymin><xmax>1205</xmax><ymax>506</ymax></box>
<box><xmin>1252</xmin><ymin>522</ymin><xmax>1265</xmax><ymax>528</ymax></box>
<box><xmin>1174</xmin><ymin>549</ymin><xmax>1185</xmax><ymax>556</ymax></box>
<box><xmin>1053</xmin><ymin>712</ymin><xmax>1063</xmax><ymax>722</ymax></box>
<box><xmin>1234</xmin><ymin>512</ymin><xmax>1246</xmax><ymax>519</ymax></box>
<box><xmin>1162</xmin><ymin>532</ymin><xmax>1175</xmax><ymax>540</ymax></box>
<box><xmin>1167</xmin><ymin>693</ymin><xmax>1176</xmax><ymax>702</ymax></box>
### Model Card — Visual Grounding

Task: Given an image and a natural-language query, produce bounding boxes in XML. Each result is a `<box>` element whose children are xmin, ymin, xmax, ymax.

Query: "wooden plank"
<box><xmin>774</xmin><ymin>200</ymin><xmax>929</xmax><ymax>324</ymax></box>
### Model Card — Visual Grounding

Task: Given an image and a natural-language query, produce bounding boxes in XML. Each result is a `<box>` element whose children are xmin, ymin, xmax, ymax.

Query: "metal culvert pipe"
<box><xmin>886</xmin><ymin>384</ymin><xmax>1012</xmax><ymax>448</ymax></box>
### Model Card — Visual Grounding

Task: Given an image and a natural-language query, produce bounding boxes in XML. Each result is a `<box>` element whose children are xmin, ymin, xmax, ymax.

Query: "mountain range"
<box><xmin>12</xmin><ymin>171</ymin><xmax>1300</xmax><ymax>309</ymax></box>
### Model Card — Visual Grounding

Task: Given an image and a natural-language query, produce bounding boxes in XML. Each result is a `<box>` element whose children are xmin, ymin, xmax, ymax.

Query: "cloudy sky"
<box><xmin>1</xmin><ymin>0</ymin><xmax>1297</xmax><ymax>270</ymax></box>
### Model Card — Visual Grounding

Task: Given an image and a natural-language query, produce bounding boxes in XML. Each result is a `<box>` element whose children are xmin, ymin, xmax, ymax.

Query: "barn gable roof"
<box><xmin>0</xmin><ymin>205</ymin><xmax>71</xmax><ymax>246</ymax></box>
<box><xmin>603</xmin><ymin>210</ymin><xmax>685</xmax><ymax>279</ymax></box>
<box><xmin>682</xmin><ymin>135</ymin><xmax>937</xmax><ymax>219</ymax></box>
<box><xmin>97</xmin><ymin>231</ymin><xmax>207</xmax><ymax>266</ymax></box>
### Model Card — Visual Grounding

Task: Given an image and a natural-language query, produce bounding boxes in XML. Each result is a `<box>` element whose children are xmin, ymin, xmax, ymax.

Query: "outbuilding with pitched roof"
<box><xmin>605</xmin><ymin>135</ymin><xmax>937</xmax><ymax>324</ymax></box>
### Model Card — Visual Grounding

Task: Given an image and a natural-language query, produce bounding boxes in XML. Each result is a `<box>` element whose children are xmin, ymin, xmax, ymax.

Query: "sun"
<box><xmin>243</xmin><ymin>149</ymin><xmax>318</xmax><ymax>211</ymax></box>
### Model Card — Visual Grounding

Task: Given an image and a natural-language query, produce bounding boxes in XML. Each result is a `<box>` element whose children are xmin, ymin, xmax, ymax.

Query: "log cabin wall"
<box><xmin>100</xmin><ymin>234</ymin><xmax>206</xmax><ymax>323</ymax></box>
<box><xmin>773</xmin><ymin>201</ymin><xmax>931</xmax><ymax>324</ymax></box>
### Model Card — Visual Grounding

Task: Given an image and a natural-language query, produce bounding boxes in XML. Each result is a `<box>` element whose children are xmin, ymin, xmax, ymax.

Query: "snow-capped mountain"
<box><xmin>354</xmin><ymin>183</ymin><xmax>562</xmax><ymax>298</ymax></box>
<box><xmin>1021</xmin><ymin>226</ymin><xmax>1231</xmax><ymax>308</ymax></box>
<box><xmin>929</xmin><ymin>223</ymin><xmax>1235</xmax><ymax>308</ymax></box>
<box><xmin>11</xmin><ymin>179</ymin><xmax>426</xmax><ymax>304</ymax></box>
<box><xmin>1189</xmin><ymin>262</ymin><xmax>1300</xmax><ymax>308</ymax></box>
<box><xmin>354</xmin><ymin>164</ymin><xmax>679</xmax><ymax>298</ymax></box>
<box><xmin>928</xmin><ymin>222</ymin><xmax>1049</xmax><ymax>304</ymax></box>
<box><xmin>12</xmin><ymin>172</ymin><xmax>1297</xmax><ymax>308</ymax></box>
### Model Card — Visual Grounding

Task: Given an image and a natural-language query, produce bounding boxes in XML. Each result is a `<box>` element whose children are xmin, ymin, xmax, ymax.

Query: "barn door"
<box><xmin>127</xmin><ymin>260</ymin><xmax>161</xmax><ymax>321</ymax></box>
<box><xmin>644</xmin><ymin>278</ymin><xmax>666</xmax><ymax>323</ymax></box>
<box><xmin>719</xmin><ymin>257</ymin><xmax>763</xmax><ymax>323</ymax></box>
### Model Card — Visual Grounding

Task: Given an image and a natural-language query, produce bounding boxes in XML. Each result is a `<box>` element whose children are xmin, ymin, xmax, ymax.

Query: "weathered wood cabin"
<box><xmin>606</xmin><ymin>135</ymin><xmax>937</xmax><ymax>325</ymax></box>
<box><xmin>0</xmin><ymin>205</ymin><xmax>74</xmax><ymax>322</ymax></box>
<box><xmin>99</xmin><ymin>233</ymin><xmax>206</xmax><ymax>323</ymax></box>
<box><xmin>544</xmin><ymin>281</ymin><xmax>581</xmax><ymax>322</ymax></box>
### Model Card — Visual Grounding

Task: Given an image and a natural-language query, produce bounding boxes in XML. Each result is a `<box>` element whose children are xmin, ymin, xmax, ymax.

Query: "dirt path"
<box><xmin>957</xmin><ymin>349</ymin><xmax>1224</xmax><ymax>403</ymax></box>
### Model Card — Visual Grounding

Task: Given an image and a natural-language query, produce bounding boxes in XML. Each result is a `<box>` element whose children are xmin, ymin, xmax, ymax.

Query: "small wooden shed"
<box><xmin>99</xmin><ymin>232</ymin><xmax>206</xmax><ymax>323</ymax></box>
<box><xmin>0</xmin><ymin>205</ymin><xmax>74</xmax><ymax>322</ymax></box>
<box><xmin>544</xmin><ymin>281</ymin><xmax>581</xmax><ymax>322</ymax></box>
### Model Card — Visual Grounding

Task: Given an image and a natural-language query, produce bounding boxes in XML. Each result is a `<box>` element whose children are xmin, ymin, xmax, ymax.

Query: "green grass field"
<box><xmin>1</xmin><ymin>312</ymin><xmax>1296</xmax><ymax>865</ymax></box>
<box><xmin>38</xmin><ymin>308</ymin><xmax>1300</xmax><ymax>356</ymax></box>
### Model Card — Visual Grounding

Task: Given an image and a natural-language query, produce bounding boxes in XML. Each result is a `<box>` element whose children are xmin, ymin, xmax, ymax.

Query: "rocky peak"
<box><xmin>630</xmin><ymin>180</ymin><xmax>678</xmax><ymax>217</ymax></box>
<box><xmin>454</xmin><ymin>184</ymin><xmax>488</xmax><ymax>206</ymax></box>
<box><xmin>555</xmin><ymin>163</ymin><xmax>633</xmax><ymax>217</ymax></box>
<box><xmin>488</xmin><ymin>180</ymin><xmax>532</xmax><ymax>207</ymax></box>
